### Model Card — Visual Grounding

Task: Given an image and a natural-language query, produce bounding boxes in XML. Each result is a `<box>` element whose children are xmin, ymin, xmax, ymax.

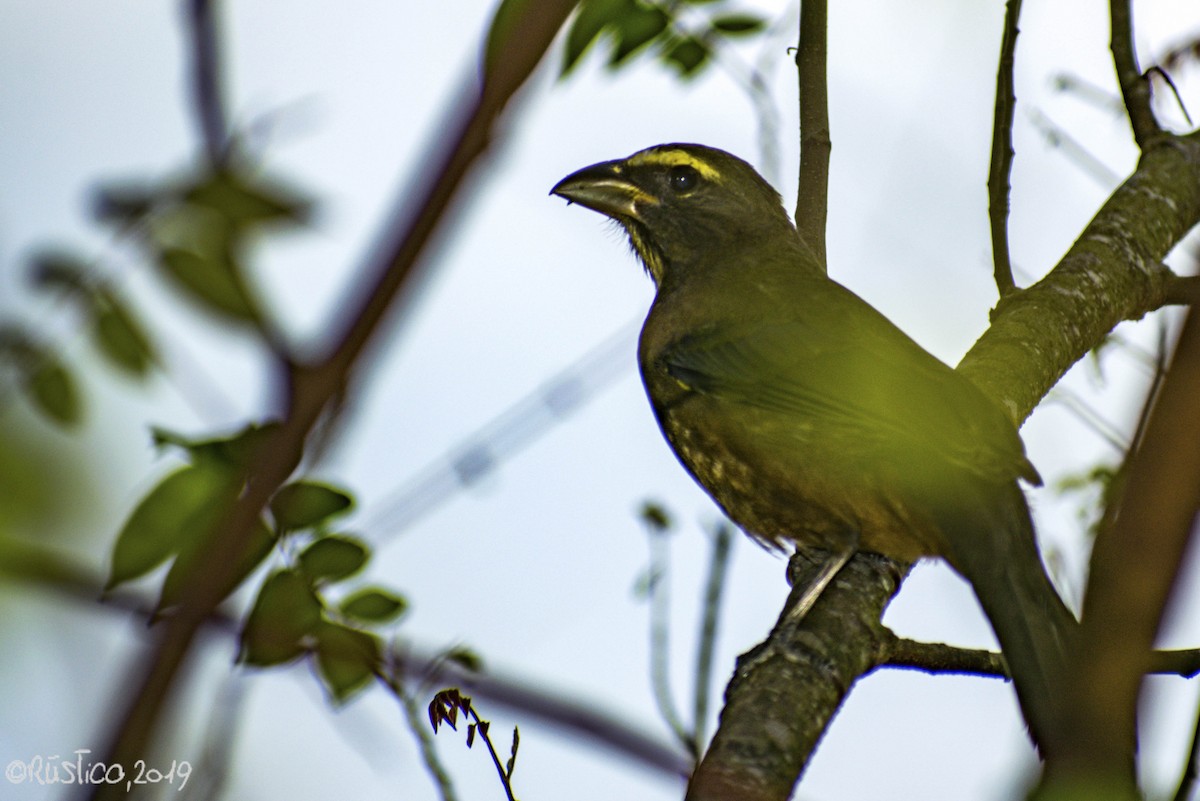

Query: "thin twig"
<box><xmin>1109</xmin><ymin>0</ymin><xmax>1160</xmax><ymax>148</ymax></box>
<box><xmin>646</xmin><ymin>525</ymin><xmax>693</xmax><ymax>754</ymax></box>
<box><xmin>691</xmin><ymin>522</ymin><xmax>733</xmax><ymax>754</ymax></box>
<box><xmin>186</xmin><ymin>0</ymin><xmax>228</xmax><ymax>164</ymax></box>
<box><xmin>382</xmin><ymin>661</ymin><xmax>460</xmax><ymax>801</ymax></box>
<box><xmin>1146</xmin><ymin>66</ymin><xmax>1194</xmax><ymax>128</ymax></box>
<box><xmin>987</xmin><ymin>0</ymin><xmax>1023</xmax><ymax>297</ymax></box>
<box><xmin>794</xmin><ymin>0</ymin><xmax>830</xmax><ymax>267</ymax></box>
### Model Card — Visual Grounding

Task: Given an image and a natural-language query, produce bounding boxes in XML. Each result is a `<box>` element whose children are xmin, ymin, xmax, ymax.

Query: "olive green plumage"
<box><xmin>552</xmin><ymin>143</ymin><xmax>1076</xmax><ymax>755</ymax></box>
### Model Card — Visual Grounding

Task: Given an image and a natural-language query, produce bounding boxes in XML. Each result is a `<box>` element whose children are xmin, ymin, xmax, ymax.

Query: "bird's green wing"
<box><xmin>658</xmin><ymin>302</ymin><xmax>1035</xmax><ymax>484</ymax></box>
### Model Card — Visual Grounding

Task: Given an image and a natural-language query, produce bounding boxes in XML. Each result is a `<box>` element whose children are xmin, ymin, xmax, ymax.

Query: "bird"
<box><xmin>551</xmin><ymin>143</ymin><xmax>1077</xmax><ymax>756</ymax></box>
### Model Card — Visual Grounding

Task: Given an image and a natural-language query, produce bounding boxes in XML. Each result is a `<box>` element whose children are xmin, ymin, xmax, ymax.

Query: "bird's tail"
<box><xmin>931</xmin><ymin>480</ymin><xmax>1078</xmax><ymax>758</ymax></box>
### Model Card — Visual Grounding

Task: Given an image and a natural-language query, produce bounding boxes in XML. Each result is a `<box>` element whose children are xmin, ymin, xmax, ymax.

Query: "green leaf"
<box><xmin>271</xmin><ymin>481</ymin><xmax>354</xmax><ymax>531</ymax></box>
<box><xmin>561</xmin><ymin>0</ymin><xmax>631</xmax><ymax>75</ymax></box>
<box><xmin>183</xmin><ymin>169</ymin><xmax>312</xmax><ymax>227</ymax></box>
<box><xmin>608</xmin><ymin>3</ymin><xmax>669</xmax><ymax>67</ymax></box>
<box><xmin>709</xmin><ymin>13</ymin><xmax>766</xmax><ymax>35</ymax></box>
<box><xmin>156</xmin><ymin>245</ymin><xmax>259</xmax><ymax>323</ymax></box>
<box><xmin>151</xmin><ymin>421</ymin><xmax>280</xmax><ymax>469</ymax></box>
<box><xmin>25</xmin><ymin>358</ymin><xmax>81</xmax><ymax>427</ymax></box>
<box><xmin>240</xmin><ymin>568</ymin><xmax>323</xmax><ymax>666</ymax></box>
<box><xmin>298</xmin><ymin>535</ymin><xmax>368</xmax><ymax>582</ymax></box>
<box><xmin>339</xmin><ymin>587</ymin><xmax>407</xmax><ymax>623</ymax></box>
<box><xmin>314</xmin><ymin>621</ymin><xmax>381</xmax><ymax>703</ymax></box>
<box><xmin>661</xmin><ymin>35</ymin><xmax>711</xmax><ymax>77</ymax></box>
<box><xmin>443</xmin><ymin>646</ymin><xmax>484</xmax><ymax>673</ymax></box>
<box><xmin>156</xmin><ymin>513</ymin><xmax>275</xmax><ymax>615</ymax></box>
<box><xmin>91</xmin><ymin>295</ymin><xmax>155</xmax><ymax>377</ymax></box>
<box><xmin>106</xmin><ymin>462</ymin><xmax>235</xmax><ymax>591</ymax></box>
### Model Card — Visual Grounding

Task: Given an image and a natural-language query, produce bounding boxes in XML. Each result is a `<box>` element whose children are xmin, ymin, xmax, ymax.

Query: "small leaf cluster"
<box><xmin>242</xmin><ymin>479</ymin><xmax>408</xmax><ymax>704</ymax></box>
<box><xmin>561</xmin><ymin>0</ymin><xmax>767</xmax><ymax>80</ymax></box>
<box><xmin>109</xmin><ymin>420</ymin><xmax>405</xmax><ymax>703</ymax></box>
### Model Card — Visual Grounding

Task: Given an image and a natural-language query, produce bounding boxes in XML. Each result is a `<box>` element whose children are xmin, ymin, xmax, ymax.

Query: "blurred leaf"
<box><xmin>150</xmin><ymin>421</ymin><xmax>280</xmax><ymax>469</ymax></box>
<box><xmin>271</xmin><ymin>481</ymin><xmax>354</xmax><ymax>532</ymax></box>
<box><xmin>240</xmin><ymin>568</ymin><xmax>323</xmax><ymax>667</ymax></box>
<box><xmin>183</xmin><ymin>169</ymin><xmax>312</xmax><ymax>227</ymax></box>
<box><xmin>562</xmin><ymin>0</ymin><xmax>631</xmax><ymax>75</ymax></box>
<box><xmin>92</xmin><ymin>181</ymin><xmax>159</xmax><ymax>227</ymax></box>
<box><xmin>709</xmin><ymin>13</ymin><xmax>766</xmax><ymax>35</ymax></box>
<box><xmin>28</xmin><ymin>250</ymin><xmax>89</xmax><ymax>293</ymax></box>
<box><xmin>314</xmin><ymin>621</ymin><xmax>381</xmax><ymax>703</ymax></box>
<box><xmin>25</xmin><ymin>358</ymin><xmax>80</xmax><ymax>427</ymax></box>
<box><xmin>608</xmin><ymin>3</ymin><xmax>669</xmax><ymax>67</ymax></box>
<box><xmin>298</xmin><ymin>535</ymin><xmax>368</xmax><ymax>583</ymax></box>
<box><xmin>661</xmin><ymin>35</ymin><xmax>711</xmax><ymax>77</ymax></box>
<box><xmin>444</xmin><ymin>646</ymin><xmax>484</xmax><ymax>673</ymax></box>
<box><xmin>91</xmin><ymin>294</ymin><xmax>155</xmax><ymax>377</ymax></box>
<box><xmin>639</xmin><ymin>500</ymin><xmax>673</xmax><ymax>532</ymax></box>
<box><xmin>339</xmin><ymin>587</ymin><xmax>408</xmax><ymax>623</ymax></box>
<box><xmin>106</xmin><ymin>462</ymin><xmax>235</xmax><ymax>591</ymax></box>
<box><xmin>156</xmin><ymin>245</ymin><xmax>259</xmax><ymax>324</ymax></box>
<box><xmin>156</xmin><ymin>513</ymin><xmax>275</xmax><ymax>615</ymax></box>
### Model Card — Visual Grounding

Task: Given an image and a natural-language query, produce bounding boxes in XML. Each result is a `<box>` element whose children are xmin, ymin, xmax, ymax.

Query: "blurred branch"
<box><xmin>793</xmin><ymin>0</ymin><xmax>829</xmax><ymax>267</ymax></box>
<box><xmin>185</xmin><ymin>0</ymin><xmax>229</xmax><ymax>164</ymax></box>
<box><xmin>86</xmin><ymin>5</ymin><xmax>580</xmax><ymax>798</ymax></box>
<box><xmin>380</xmin><ymin>661</ymin><xmax>460</xmax><ymax>801</ymax></box>
<box><xmin>644</xmin><ymin>517</ymin><xmax>693</xmax><ymax>754</ymax></box>
<box><xmin>0</xmin><ymin>536</ymin><xmax>691</xmax><ymax>782</ymax></box>
<box><xmin>1048</xmin><ymin>308</ymin><xmax>1200</xmax><ymax>791</ymax></box>
<box><xmin>692</xmin><ymin>522</ymin><xmax>733</xmax><ymax>754</ymax></box>
<box><xmin>1026</xmin><ymin>107</ymin><xmax>1122</xmax><ymax>187</ymax></box>
<box><xmin>1109</xmin><ymin>0</ymin><xmax>1161</xmax><ymax>148</ymax></box>
<box><xmin>987</xmin><ymin>0</ymin><xmax>1022</xmax><ymax>297</ymax></box>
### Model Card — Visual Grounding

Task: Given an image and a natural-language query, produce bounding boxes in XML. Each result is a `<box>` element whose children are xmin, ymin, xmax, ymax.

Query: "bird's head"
<box><xmin>551</xmin><ymin>144</ymin><xmax>796</xmax><ymax>287</ymax></box>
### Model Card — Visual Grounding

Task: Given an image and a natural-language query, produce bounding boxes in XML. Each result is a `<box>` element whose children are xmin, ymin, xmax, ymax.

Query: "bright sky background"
<box><xmin>3</xmin><ymin>1</ymin><xmax>1200</xmax><ymax>800</ymax></box>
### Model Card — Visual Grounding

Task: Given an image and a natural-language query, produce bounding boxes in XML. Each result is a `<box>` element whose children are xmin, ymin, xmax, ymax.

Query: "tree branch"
<box><xmin>1109</xmin><ymin>0</ymin><xmax>1160</xmax><ymax>148</ymax></box>
<box><xmin>185</xmin><ymin>0</ymin><xmax>228</xmax><ymax>164</ymax></box>
<box><xmin>685</xmin><ymin>551</ymin><xmax>909</xmax><ymax>801</ymax></box>
<box><xmin>85</xmin><ymin>6</ymin><xmax>579</xmax><ymax>798</ymax></box>
<box><xmin>959</xmin><ymin>133</ymin><xmax>1200</xmax><ymax>425</ymax></box>
<box><xmin>987</xmin><ymin>0</ymin><xmax>1023</xmax><ymax>297</ymax></box>
<box><xmin>794</xmin><ymin>0</ymin><xmax>830</xmax><ymax>268</ymax></box>
<box><xmin>1047</xmin><ymin>305</ymin><xmax>1200</xmax><ymax>791</ymax></box>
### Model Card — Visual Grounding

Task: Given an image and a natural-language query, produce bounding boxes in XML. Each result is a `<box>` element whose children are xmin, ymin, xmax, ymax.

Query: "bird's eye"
<box><xmin>667</xmin><ymin>165</ymin><xmax>700</xmax><ymax>193</ymax></box>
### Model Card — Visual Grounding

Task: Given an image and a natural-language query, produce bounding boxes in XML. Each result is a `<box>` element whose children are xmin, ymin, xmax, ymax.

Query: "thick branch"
<box><xmin>959</xmin><ymin>134</ymin><xmax>1200</xmax><ymax>424</ymax></box>
<box><xmin>685</xmin><ymin>552</ymin><xmax>909</xmax><ymax>801</ymax></box>
<box><xmin>1109</xmin><ymin>0</ymin><xmax>1160</xmax><ymax>148</ymax></box>
<box><xmin>794</xmin><ymin>0</ymin><xmax>830</xmax><ymax>268</ymax></box>
<box><xmin>987</xmin><ymin>0</ymin><xmax>1023</xmax><ymax>296</ymax></box>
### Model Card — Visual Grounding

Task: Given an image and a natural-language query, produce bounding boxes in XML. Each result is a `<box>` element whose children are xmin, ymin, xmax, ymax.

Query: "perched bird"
<box><xmin>551</xmin><ymin>143</ymin><xmax>1076</xmax><ymax>755</ymax></box>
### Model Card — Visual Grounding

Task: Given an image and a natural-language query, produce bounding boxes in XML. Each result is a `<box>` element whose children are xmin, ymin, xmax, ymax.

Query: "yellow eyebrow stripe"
<box><xmin>627</xmin><ymin>149</ymin><xmax>721</xmax><ymax>181</ymax></box>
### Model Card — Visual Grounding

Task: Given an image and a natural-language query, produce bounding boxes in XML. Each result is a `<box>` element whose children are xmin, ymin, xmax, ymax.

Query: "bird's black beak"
<box><xmin>551</xmin><ymin>159</ymin><xmax>656</xmax><ymax>222</ymax></box>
